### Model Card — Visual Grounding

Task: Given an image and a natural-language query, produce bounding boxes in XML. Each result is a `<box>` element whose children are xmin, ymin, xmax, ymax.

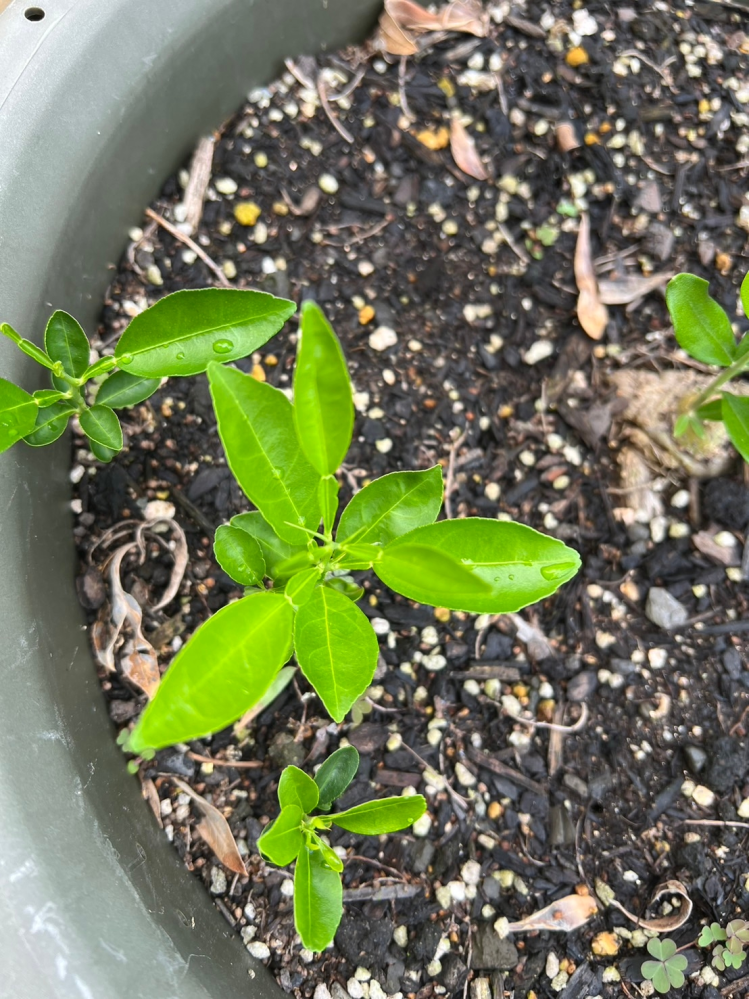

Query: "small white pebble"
<box><xmin>648</xmin><ymin>648</ymin><xmax>668</xmax><ymax>669</ymax></box>
<box><xmin>371</xmin><ymin>617</ymin><xmax>391</xmax><ymax>636</ymax></box>
<box><xmin>455</xmin><ymin>762</ymin><xmax>477</xmax><ymax>787</ymax></box>
<box><xmin>522</xmin><ymin>339</ymin><xmax>555</xmax><ymax>365</ymax></box>
<box><xmin>369</xmin><ymin>326</ymin><xmax>398</xmax><ymax>352</ymax></box>
<box><xmin>375</xmin><ymin>438</ymin><xmax>393</xmax><ymax>454</ymax></box>
<box><xmin>670</xmin><ymin>489</ymin><xmax>690</xmax><ymax>509</ymax></box>
<box><xmin>484</xmin><ymin>482</ymin><xmax>501</xmax><ymax>501</ymax></box>
<box><xmin>248</xmin><ymin>941</ymin><xmax>271</xmax><ymax>960</ymax></box>
<box><xmin>412</xmin><ymin>813</ymin><xmax>432</xmax><ymax>837</ymax></box>
<box><xmin>319</xmin><ymin>173</ymin><xmax>339</xmax><ymax>195</ymax></box>
<box><xmin>393</xmin><ymin>926</ymin><xmax>408</xmax><ymax>948</ymax></box>
<box><xmin>214</xmin><ymin>177</ymin><xmax>238</xmax><ymax>195</ymax></box>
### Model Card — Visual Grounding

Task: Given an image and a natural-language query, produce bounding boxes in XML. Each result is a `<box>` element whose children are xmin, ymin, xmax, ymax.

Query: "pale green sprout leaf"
<box><xmin>337</xmin><ymin>466</ymin><xmax>444</xmax><ymax>546</ymax></box>
<box><xmin>79</xmin><ymin>405</ymin><xmax>123</xmax><ymax>451</ymax></box>
<box><xmin>314</xmin><ymin>745</ymin><xmax>360</xmax><ymax>811</ymax></box>
<box><xmin>666</xmin><ymin>273</ymin><xmax>736</xmax><ymax>367</ymax></box>
<box><xmin>213</xmin><ymin>524</ymin><xmax>266</xmax><ymax>586</ymax></box>
<box><xmin>330</xmin><ymin>795</ymin><xmax>427</xmax><ymax>834</ymax></box>
<box><xmin>44</xmin><ymin>311</ymin><xmax>90</xmax><ymax>378</ymax></box>
<box><xmin>257</xmin><ymin>804</ymin><xmax>304</xmax><ymax>866</ymax></box>
<box><xmin>278</xmin><ymin>766</ymin><xmax>319</xmax><ymax>812</ymax></box>
<box><xmin>294</xmin><ymin>845</ymin><xmax>343</xmax><ymax>952</ymax></box>
<box><xmin>0</xmin><ymin>378</ymin><xmax>40</xmax><ymax>452</ymax></box>
<box><xmin>96</xmin><ymin>371</ymin><xmax>161</xmax><ymax>408</ymax></box>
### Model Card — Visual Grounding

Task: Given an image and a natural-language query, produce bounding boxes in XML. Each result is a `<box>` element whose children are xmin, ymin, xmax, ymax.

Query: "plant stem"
<box><xmin>691</xmin><ymin>352</ymin><xmax>749</xmax><ymax>412</ymax></box>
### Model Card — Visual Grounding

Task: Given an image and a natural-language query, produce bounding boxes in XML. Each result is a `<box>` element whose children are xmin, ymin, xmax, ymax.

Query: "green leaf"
<box><xmin>33</xmin><ymin>389</ymin><xmax>68</xmax><ymax>407</ymax></box>
<box><xmin>285</xmin><ymin>567</ymin><xmax>321</xmax><ymax>608</ymax></box>
<box><xmin>126</xmin><ymin>591</ymin><xmax>294</xmax><ymax>754</ymax></box>
<box><xmin>231</xmin><ymin>511</ymin><xmax>307</xmax><ymax>579</ymax></box>
<box><xmin>696</xmin><ymin>399</ymin><xmax>723</xmax><ymax>422</ymax></box>
<box><xmin>294</xmin><ymin>845</ymin><xmax>343</xmax><ymax>952</ymax></box>
<box><xmin>23</xmin><ymin>403</ymin><xmax>76</xmax><ymax>446</ymax></box>
<box><xmin>673</xmin><ymin>413</ymin><xmax>690</xmax><ymax>438</ymax></box>
<box><xmin>741</xmin><ymin>271</ymin><xmax>749</xmax><ymax>324</ymax></box>
<box><xmin>699</xmin><ymin>923</ymin><xmax>726</xmax><ymax>947</ymax></box>
<box><xmin>115</xmin><ymin>288</ymin><xmax>295</xmax><ymax>377</ymax></box>
<box><xmin>310</xmin><ymin>832</ymin><xmax>344</xmax><ymax>872</ymax></box>
<box><xmin>644</xmin><ymin>964</ymin><xmax>670</xmax><ymax>994</ymax></box>
<box><xmin>96</xmin><ymin>371</ymin><xmax>161</xmax><ymax>408</ymax></box>
<box><xmin>89</xmin><ymin>440</ymin><xmax>118</xmax><ymax>463</ymax></box>
<box><xmin>278</xmin><ymin>766</ymin><xmax>320</xmax><ymax>812</ymax></box>
<box><xmin>666</xmin><ymin>273</ymin><xmax>736</xmax><ymax>367</ymax></box>
<box><xmin>257</xmin><ymin>804</ymin><xmax>304</xmax><ymax>866</ymax></box>
<box><xmin>722</xmin><ymin>392</ymin><xmax>749</xmax><ymax>462</ymax></box>
<box><xmin>294</xmin><ymin>586</ymin><xmax>379</xmax><ymax>723</ymax></box>
<box><xmin>81</xmin><ymin>355</ymin><xmax>117</xmax><ymax>381</ymax></box>
<box><xmin>323</xmin><ymin>576</ymin><xmax>364</xmax><ymax>602</ymax></box>
<box><xmin>293</xmin><ymin>301</ymin><xmax>354</xmax><ymax>476</ymax></box>
<box><xmin>0</xmin><ymin>379</ymin><xmax>41</xmax><ymax>452</ymax></box>
<box><xmin>0</xmin><ymin>322</ymin><xmax>22</xmax><ymax>345</ymax></box>
<box><xmin>331</xmin><ymin>795</ymin><xmax>427</xmax><ymax>834</ymax></box>
<box><xmin>314</xmin><ymin>746</ymin><xmax>360</xmax><ymax>810</ymax></box>
<box><xmin>337</xmin><ymin>467</ymin><xmax>444</xmax><ymax>546</ymax></box>
<box><xmin>213</xmin><ymin>524</ymin><xmax>266</xmax><ymax>586</ymax></box>
<box><xmin>208</xmin><ymin>362</ymin><xmax>321</xmax><ymax>544</ymax></box>
<box><xmin>335</xmin><ymin>542</ymin><xmax>382</xmax><ymax>571</ymax></box>
<box><xmin>320</xmin><ymin>476</ymin><xmax>340</xmax><ymax>536</ymax></box>
<box><xmin>44</xmin><ymin>311</ymin><xmax>90</xmax><ymax>378</ymax></box>
<box><xmin>79</xmin><ymin>405</ymin><xmax>123</xmax><ymax>451</ymax></box>
<box><xmin>375</xmin><ymin>518</ymin><xmax>580</xmax><ymax>614</ymax></box>
<box><xmin>17</xmin><ymin>338</ymin><xmax>58</xmax><ymax>371</ymax></box>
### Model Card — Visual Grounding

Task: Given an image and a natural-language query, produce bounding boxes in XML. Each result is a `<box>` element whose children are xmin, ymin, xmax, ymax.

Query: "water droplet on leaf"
<box><xmin>212</xmin><ymin>339</ymin><xmax>234</xmax><ymax>354</ymax></box>
<box><xmin>540</xmin><ymin>563</ymin><xmax>576</xmax><ymax>582</ymax></box>
<box><xmin>175</xmin><ymin>351</ymin><xmax>185</xmax><ymax>361</ymax></box>
<box><xmin>119</xmin><ymin>353</ymin><xmax>133</xmax><ymax>365</ymax></box>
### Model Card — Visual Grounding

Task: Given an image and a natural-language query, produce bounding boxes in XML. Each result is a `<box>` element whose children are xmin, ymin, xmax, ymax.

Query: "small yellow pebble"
<box><xmin>359</xmin><ymin>305</ymin><xmax>376</xmax><ymax>325</ymax></box>
<box><xmin>566</xmin><ymin>46</ymin><xmax>589</xmax><ymax>67</ymax></box>
<box><xmin>254</xmin><ymin>151</ymin><xmax>268</xmax><ymax>169</ymax></box>
<box><xmin>716</xmin><ymin>252</ymin><xmax>732</xmax><ymax>275</ymax></box>
<box><xmin>434</xmin><ymin>607</ymin><xmax>451</xmax><ymax>623</ymax></box>
<box><xmin>591</xmin><ymin>932</ymin><xmax>620</xmax><ymax>957</ymax></box>
<box><xmin>498</xmin><ymin>404</ymin><xmax>513</xmax><ymax>419</ymax></box>
<box><xmin>251</xmin><ymin>363</ymin><xmax>266</xmax><ymax>382</ymax></box>
<box><xmin>437</xmin><ymin>77</ymin><xmax>456</xmax><ymax>99</ymax></box>
<box><xmin>234</xmin><ymin>202</ymin><xmax>262</xmax><ymax>227</ymax></box>
<box><xmin>487</xmin><ymin>801</ymin><xmax>503</xmax><ymax>821</ymax></box>
<box><xmin>584</xmin><ymin>132</ymin><xmax>600</xmax><ymax>145</ymax></box>
<box><xmin>264</xmin><ymin>354</ymin><xmax>278</xmax><ymax>367</ymax></box>
<box><xmin>415</xmin><ymin>126</ymin><xmax>450</xmax><ymax>151</ymax></box>
<box><xmin>272</xmin><ymin>201</ymin><xmax>289</xmax><ymax>216</ymax></box>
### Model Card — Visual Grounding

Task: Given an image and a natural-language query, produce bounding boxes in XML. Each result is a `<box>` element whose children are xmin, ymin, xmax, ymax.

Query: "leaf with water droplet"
<box><xmin>23</xmin><ymin>402</ymin><xmax>76</xmax><ymax>447</ymax></box>
<box><xmin>114</xmin><ymin>288</ymin><xmax>296</xmax><ymax>377</ymax></box>
<box><xmin>44</xmin><ymin>311</ymin><xmax>90</xmax><ymax>378</ymax></box>
<box><xmin>96</xmin><ymin>371</ymin><xmax>161</xmax><ymax>409</ymax></box>
<box><xmin>213</xmin><ymin>524</ymin><xmax>265</xmax><ymax>586</ymax></box>
<box><xmin>375</xmin><ymin>519</ymin><xmax>581</xmax><ymax>613</ymax></box>
<box><xmin>0</xmin><ymin>378</ymin><xmax>39</xmax><ymax>453</ymax></box>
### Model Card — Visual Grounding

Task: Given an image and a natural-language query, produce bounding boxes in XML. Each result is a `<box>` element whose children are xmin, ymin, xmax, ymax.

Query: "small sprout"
<box><xmin>641</xmin><ymin>938</ymin><xmax>688</xmax><ymax>994</ymax></box>
<box><xmin>698</xmin><ymin>922</ymin><xmax>727</xmax><ymax>948</ymax></box>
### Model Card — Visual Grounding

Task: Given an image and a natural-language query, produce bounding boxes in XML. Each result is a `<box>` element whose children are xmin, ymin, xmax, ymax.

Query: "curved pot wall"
<box><xmin>0</xmin><ymin>2</ymin><xmax>380</xmax><ymax>996</ymax></box>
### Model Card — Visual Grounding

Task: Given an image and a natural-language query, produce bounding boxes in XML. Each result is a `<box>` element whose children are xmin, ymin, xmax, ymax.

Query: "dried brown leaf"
<box><xmin>597</xmin><ymin>272</ymin><xmax>673</xmax><ymax>306</ymax></box>
<box><xmin>450</xmin><ymin>116</ymin><xmax>488</xmax><ymax>180</ymax></box>
<box><xmin>506</xmin><ymin>893</ymin><xmax>598</xmax><ymax>933</ymax></box>
<box><xmin>575</xmin><ymin>214</ymin><xmax>609</xmax><ymax>340</ymax></box>
<box><xmin>438</xmin><ymin>0</ymin><xmax>487</xmax><ymax>35</ymax></box>
<box><xmin>141</xmin><ymin>777</ymin><xmax>163</xmax><ymax>828</ymax></box>
<box><xmin>378</xmin><ymin>9</ymin><xmax>419</xmax><ymax>55</ymax></box>
<box><xmin>377</xmin><ymin>0</ymin><xmax>486</xmax><ymax>54</ymax></box>
<box><xmin>608</xmin><ymin>879</ymin><xmax>693</xmax><ymax>933</ymax></box>
<box><xmin>171</xmin><ymin>777</ymin><xmax>247</xmax><ymax>876</ymax></box>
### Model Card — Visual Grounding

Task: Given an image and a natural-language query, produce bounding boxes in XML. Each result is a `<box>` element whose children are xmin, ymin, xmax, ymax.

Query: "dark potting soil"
<box><xmin>71</xmin><ymin>2</ymin><xmax>749</xmax><ymax>997</ymax></box>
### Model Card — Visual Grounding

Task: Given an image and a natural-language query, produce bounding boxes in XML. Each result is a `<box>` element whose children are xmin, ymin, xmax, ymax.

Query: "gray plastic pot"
<box><xmin>0</xmin><ymin>2</ymin><xmax>381</xmax><ymax>996</ymax></box>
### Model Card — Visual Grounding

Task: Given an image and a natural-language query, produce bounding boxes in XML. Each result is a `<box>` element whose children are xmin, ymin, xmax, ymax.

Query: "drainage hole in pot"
<box><xmin>24</xmin><ymin>6</ymin><xmax>45</xmax><ymax>19</ymax></box>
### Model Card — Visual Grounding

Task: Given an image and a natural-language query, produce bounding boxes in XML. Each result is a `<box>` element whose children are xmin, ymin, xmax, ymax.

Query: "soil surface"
<box><xmin>72</xmin><ymin>2</ymin><xmax>749</xmax><ymax>997</ymax></box>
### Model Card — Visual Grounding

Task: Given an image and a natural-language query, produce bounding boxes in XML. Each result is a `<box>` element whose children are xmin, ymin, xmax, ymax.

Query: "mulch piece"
<box><xmin>71</xmin><ymin>1</ymin><xmax>749</xmax><ymax>996</ymax></box>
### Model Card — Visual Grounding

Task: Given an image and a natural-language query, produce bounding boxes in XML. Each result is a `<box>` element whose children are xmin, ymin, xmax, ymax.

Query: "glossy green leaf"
<box><xmin>314</xmin><ymin>746</ymin><xmax>359</xmax><ymax>810</ymax></box>
<box><xmin>208</xmin><ymin>362</ymin><xmax>321</xmax><ymax>544</ymax></box>
<box><xmin>33</xmin><ymin>389</ymin><xmax>68</xmax><ymax>407</ymax></box>
<box><xmin>213</xmin><ymin>524</ymin><xmax>266</xmax><ymax>585</ymax></box>
<box><xmin>274</xmin><ymin>550</ymin><xmax>318</xmax><ymax>579</ymax></box>
<box><xmin>666</xmin><ymin>274</ymin><xmax>736</xmax><ymax>367</ymax></box>
<box><xmin>294</xmin><ymin>585</ymin><xmax>379</xmax><ymax>723</ymax></box>
<box><xmin>96</xmin><ymin>371</ymin><xmax>161</xmax><ymax>408</ymax></box>
<box><xmin>337</xmin><ymin>467</ymin><xmax>444</xmax><ymax>546</ymax></box>
<box><xmin>285</xmin><ymin>567</ymin><xmax>321</xmax><ymax>608</ymax></box>
<box><xmin>115</xmin><ymin>288</ymin><xmax>295</xmax><ymax>377</ymax></box>
<box><xmin>319</xmin><ymin>476</ymin><xmax>339</xmax><ymax>536</ymax></box>
<box><xmin>293</xmin><ymin>301</ymin><xmax>353</xmax><ymax>475</ymax></box>
<box><xmin>79</xmin><ymin>405</ymin><xmax>123</xmax><ymax>451</ymax></box>
<box><xmin>44</xmin><ymin>310</ymin><xmax>90</xmax><ymax>378</ymax></box>
<box><xmin>375</xmin><ymin>519</ymin><xmax>580</xmax><ymax>614</ymax></box>
<box><xmin>23</xmin><ymin>403</ymin><xmax>75</xmax><ymax>447</ymax></box>
<box><xmin>278</xmin><ymin>766</ymin><xmax>320</xmax><ymax>812</ymax></box>
<box><xmin>294</xmin><ymin>845</ymin><xmax>343</xmax><ymax>952</ymax></box>
<box><xmin>323</xmin><ymin>576</ymin><xmax>364</xmax><ymax>602</ymax></box>
<box><xmin>89</xmin><ymin>440</ymin><xmax>119</xmax><ymax>463</ymax></box>
<box><xmin>257</xmin><ymin>805</ymin><xmax>304</xmax><ymax>866</ymax></box>
<box><xmin>81</xmin><ymin>355</ymin><xmax>117</xmax><ymax>381</ymax></box>
<box><xmin>0</xmin><ymin>322</ymin><xmax>22</xmax><ymax>345</ymax></box>
<box><xmin>310</xmin><ymin>833</ymin><xmax>344</xmax><ymax>872</ymax></box>
<box><xmin>721</xmin><ymin>392</ymin><xmax>749</xmax><ymax>462</ymax></box>
<box><xmin>0</xmin><ymin>378</ymin><xmax>39</xmax><ymax>453</ymax></box>
<box><xmin>335</xmin><ymin>542</ymin><xmax>382</xmax><ymax>570</ymax></box>
<box><xmin>696</xmin><ymin>399</ymin><xmax>723</xmax><ymax>422</ymax></box>
<box><xmin>17</xmin><ymin>338</ymin><xmax>57</xmax><ymax>371</ymax></box>
<box><xmin>331</xmin><ymin>794</ymin><xmax>427</xmax><ymax>834</ymax></box>
<box><xmin>126</xmin><ymin>591</ymin><xmax>294</xmax><ymax>754</ymax></box>
<box><xmin>231</xmin><ymin>511</ymin><xmax>307</xmax><ymax>578</ymax></box>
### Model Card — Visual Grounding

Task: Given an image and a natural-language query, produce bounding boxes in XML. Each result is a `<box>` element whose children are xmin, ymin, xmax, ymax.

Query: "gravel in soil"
<box><xmin>71</xmin><ymin>2</ymin><xmax>749</xmax><ymax>997</ymax></box>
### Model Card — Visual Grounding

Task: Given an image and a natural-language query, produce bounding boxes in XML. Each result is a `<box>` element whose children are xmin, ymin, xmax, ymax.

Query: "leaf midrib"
<box><xmin>123</xmin><ymin>304</ymin><xmax>286</xmax><ymax>355</ymax></box>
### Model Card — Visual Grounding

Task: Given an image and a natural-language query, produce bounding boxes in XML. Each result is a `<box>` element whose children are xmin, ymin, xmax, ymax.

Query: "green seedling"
<box><xmin>0</xmin><ymin>288</ymin><xmax>295</xmax><ymax>458</ymax></box>
<box><xmin>257</xmin><ymin>746</ymin><xmax>426</xmax><ymax>951</ymax></box>
<box><xmin>709</xmin><ymin>919</ymin><xmax>749</xmax><ymax>972</ymax></box>
<box><xmin>666</xmin><ymin>272</ymin><xmax>749</xmax><ymax>461</ymax></box>
<box><xmin>124</xmin><ymin>299</ymin><xmax>581</xmax><ymax>756</ymax></box>
<box><xmin>641</xmin><ymin>938</ymin><xmax>688</xmax><ymax>994</ymax></box>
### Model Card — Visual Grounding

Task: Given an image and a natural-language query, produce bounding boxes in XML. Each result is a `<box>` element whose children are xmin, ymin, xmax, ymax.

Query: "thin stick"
<box><xmin>144</xmin><ymin>208</ymin><xmax>231</xmax><ymax>287</ymax></box>
<box><xmin>445</xmin><ymin>430</ymin><xmax>467</xmax><ymax>520</ymax></box>
<box><xmin>328</xmin><ymin>65</ymin><xmax>366</xmax><ymax>104</ymax></box>
<box><xmin>681</xmin><ymin>819</ymin><xmax>749</xmax><ymax>830</ymax></box>
<box><xmin>182</xmin><ymin>135</ymin><xmax>215</xmax><ymax>234</ymax></box>
<box><xmin>187</xmin><ymin>752</ymin><xmax>263</xmax><ymax>769</ymax></box>
<box><xmin>399</xmin><ymin>56</ymin><xmax>413</xmax><ymax>121</ymax></box>
<box><xmin>317</xmin><ymin>76</ymin><xmax>354</xmax><ymax>144</ymax></box>
<box><xmin>494</xmin><ymin>71</ymin><xmax>508</xmax><ymax>116</ymax></box>
<box><xmin>496</xmin><ymin>223</ymin><xmax>531</xmax><ymax>264</ymax></box>
<box><xmin>517</xmin><ymin>702</ymin><xmax>588</xmax><ymax>733</ymax></box>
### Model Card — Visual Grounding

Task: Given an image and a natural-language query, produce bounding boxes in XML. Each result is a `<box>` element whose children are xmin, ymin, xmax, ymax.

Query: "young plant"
<box><xmin>641</xmin><ymin>938</ymin><xmax>688</xmax><ymax>994</ymax></box>
<box><xmin>124</xmin><ymin>299</ymin><xmax>581</xmax><ymax>757</ymax></box>
<box><xmin>700</xmin><ymin>919</ymin><xmax>749</xmax><ymax>972</ymax></box>
<box><xmin>666</xmin><ymin>272</ymin><xmax>749</xmax><ymax>461</ymax></box>
<box><xmin>257</xmin><ymin>746</ymin><xmax>426</xmax><ymax>950</ymax></box>
<box><xmin>0</xmin><ymin>288</ymin><xmax>296</xmax><ymax>459</ymax></box>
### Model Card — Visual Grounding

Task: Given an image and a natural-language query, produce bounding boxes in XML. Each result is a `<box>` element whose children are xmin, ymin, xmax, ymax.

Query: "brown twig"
<box><xmin>517</xmin><ymin>703</ymin><xmax>589</xmax><ymax>734</ymax></box>
<box><xmin>144</xmin><ymin>208</ymin><xmax>231</xmax><ymax>287</ymax></box>
<box><xmin>186</xmin><ymin>752</ymin><xmax>263</xmax><ymax>769</ymax></box>
<box><xmin>496</xmin><ymin>222</ymin><xmax>531</xmax><ymax>264</ymax></box>
<box><xmin>181</xmin><ymin>135</ymin><xmax>215</xmax><ymax>234</ymax></box>
<box><xmin>681</xmin><ymin>819</ymin><xmax>749</xmax><ymax>830</ymax></box>
<box><xmin>445</xmin><ymin>430</ymin><xmax>467</xmax><ymax>520</ymax></box>
<box><xmin>399</xmin><ymin>56</ymin><xmax>413</xmax><ymax>121</ymax></box>
<box><xmin>317</xmin><ymin>75</ymin><xmax>354</xmax><ymax>144</ymax></box>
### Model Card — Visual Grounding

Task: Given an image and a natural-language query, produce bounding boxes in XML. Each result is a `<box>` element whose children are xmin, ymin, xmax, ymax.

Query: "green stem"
<box><xmin>691</xmin><ymin>353</ymin><xmax>749</xmax><ymax>412</ymax></box>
